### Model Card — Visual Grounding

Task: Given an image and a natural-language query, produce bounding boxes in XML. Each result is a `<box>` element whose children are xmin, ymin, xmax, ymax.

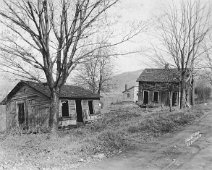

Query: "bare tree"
<box><xmin>0</xmin><ymin>0</ymin><xmax>144</xmax><ymax>132</ymax></box>
<box><xmin>201</xmin><ymin>39</ymin><xmax>212</xmax><ymax>85</ymax></box>
<box><xmin>74</xmin><ymin>47</ymin><xmax>114</xmax><ymax>95</ymax></box>
<box><xmin>161</xmin><ymin>64</ymin><xmax>180</xmax><ymax>112</ymax></box>
<box><xmin>155</xmin><ymin>0</ymin><xmax>211</xmax><ymax>108</ymax></box>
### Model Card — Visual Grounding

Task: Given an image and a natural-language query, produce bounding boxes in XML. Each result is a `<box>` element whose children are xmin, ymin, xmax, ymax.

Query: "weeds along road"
<box><xmin>76</xmin><ymin>104</ymin><xmax>212</xmax><ymax>170</ymax></box>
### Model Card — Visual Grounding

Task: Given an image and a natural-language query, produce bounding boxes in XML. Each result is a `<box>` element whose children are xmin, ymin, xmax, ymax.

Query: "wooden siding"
<box><xmin>6</xmin><ymin>85</ymin><xmax>101</xmax><ymax>129</ymax></box>
<box><xmin>6</xmin><ymin>85</ymin><xmax>50</xmax><ymax>129</ymax></box>
<box><xmin>138</xmin><ymin>81</ymin><xmax>181</xmax><ymax>106</ymax></box>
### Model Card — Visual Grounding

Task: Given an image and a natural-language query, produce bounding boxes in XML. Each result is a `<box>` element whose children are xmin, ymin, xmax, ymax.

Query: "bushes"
<box><xmin>82</xmin><ymin>130</ymin><xmax>128</xmax><ymax>155</ymax></box>
<box><xmin>128</xmin><ymin>109</ymin><xmax>203</xmax><ymax>135</ymax></box>
<box><xmin>88</xmin><ymin>117</ymin><xmax>108</xmax><ymax>132</ymax></box>
<box><xmin>97</xmin><ymin>130</ymin><xmax>127</xmax><ymax>151</ymax></box>
<box><xmin>195</xmin><ymin>86</ymin><xmax>211</xmax><ymax>103</ymax></box>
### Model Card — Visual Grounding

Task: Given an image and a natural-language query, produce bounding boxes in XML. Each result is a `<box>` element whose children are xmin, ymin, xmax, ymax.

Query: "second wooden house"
<box><xmin>136</xmin><ymin>67</ymin><xmax>192</xmax><ymax>107</ymax></box>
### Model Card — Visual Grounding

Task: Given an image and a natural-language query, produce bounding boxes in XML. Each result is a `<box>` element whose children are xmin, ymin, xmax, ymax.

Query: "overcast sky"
<box><xmin>0</xmin><ymin>0</ymin><xmax>211</xmax><ymax>82</ymax></box>
<box><xmin>111</xmin><ymin>0</ymin><xmax>160</xmax><ymax>73</ymax></box>
<box><xmin>110</xmin><ymin>0</ymin><xmax>211</xmax><ymax>73</ymax></box>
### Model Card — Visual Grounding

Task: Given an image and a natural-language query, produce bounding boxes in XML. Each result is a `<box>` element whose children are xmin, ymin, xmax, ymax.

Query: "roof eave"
<box><xmin>59</xmin><ymin>96</ymin><xmax>100</xmax><ymax>100</ymax></box>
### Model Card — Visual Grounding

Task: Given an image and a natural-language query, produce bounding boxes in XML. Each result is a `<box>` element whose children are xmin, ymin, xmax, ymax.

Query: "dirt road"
<box><xmin>76</xmin><ymin>106</ymin><xmax>212</xmax><ymax>170</ymax></box>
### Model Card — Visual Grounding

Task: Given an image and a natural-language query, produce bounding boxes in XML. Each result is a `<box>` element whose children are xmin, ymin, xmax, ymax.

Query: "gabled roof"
<box><xmin>0</xmin><ymin>80</ymin><xmax>100</xmax><ymax>105</ymax></box>
<box><xmin>122</xmin><ymin>86</ymin><xmax>138</xmax><ymax>93</ymax></box>
<box><xmin>136</xmin><ymin>68</ymin><xmax>180</xmax><ymax>83</ymax></box>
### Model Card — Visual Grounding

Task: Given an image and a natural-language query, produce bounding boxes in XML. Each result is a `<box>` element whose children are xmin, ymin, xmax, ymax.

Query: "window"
<box><xmin>61</xmin><ymin>100</ymin><xmax>69</xmax><ymax>117</ymax></box>
<box><xmin>127</xmin><ymin>93</ymin><xmax>130</xmax><ymax>98</ymax></box>
<box><xmin>153</xmin><ymin>91</ymin><xmax>159</xmax><ymax>103</ymax></box>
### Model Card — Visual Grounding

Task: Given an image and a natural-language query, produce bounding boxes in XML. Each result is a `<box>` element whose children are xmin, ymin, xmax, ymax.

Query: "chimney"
<box><xmin>165</xmin><ymin>63</ymin><xmax>169</xmax><ymax>69</ymax></box>
<box><xmin>125</xmin><ymin>84</ymin><xmax>127</xmax><ymax>91</ymax></box>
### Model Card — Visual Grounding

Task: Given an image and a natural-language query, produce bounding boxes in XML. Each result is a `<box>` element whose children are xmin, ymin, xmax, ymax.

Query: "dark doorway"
<box><xmin>18</xmin><ymin>103</ymin><xmax>25</xmax><ymax>125</ymax></box>
<box><xmin>153</xmin><ymin>92</ymin><xmax>159</xmax><ymax>103</ymax></box>
<box><xmin>172</xmin><ymin>92</ymin><xmax>178</xmax><ymax>106</ymax></box>
<box><xmin>76</xmin><ymin>100</ymin><xmax>83</xmax><ymax>122</ymax></box>
<box><xmin>62</xmin><ymin>101</ymin><xmax>69</xmax><ymax>117</ymax></box>
<box><xmin>88</xmin><ymin>101</ymin><xmax>94</xmax><ymax>115</ymax></box>
<box><xmin>143</xmin><ymin>91</ymin><xmax>149</xmax><ymax>104</ymax></box>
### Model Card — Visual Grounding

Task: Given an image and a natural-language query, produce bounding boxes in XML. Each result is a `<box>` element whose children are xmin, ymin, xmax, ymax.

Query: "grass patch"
<box><xmin>0</xmin><ymin>103</ymin><xmax>208</xmax><ymax>168</ymax></box>
<box><xmin>127</xmin><ymin>106</ymin><xmax>204</xmax><ymax>137</ymax></box>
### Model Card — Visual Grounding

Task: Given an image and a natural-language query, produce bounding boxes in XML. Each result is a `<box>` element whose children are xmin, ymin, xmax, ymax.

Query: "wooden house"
<box><xmin>0</xmin><ymin>81</ymin><xmax>101</xmax><ymax>130</ymax></box>
<box><xmin>136</xmin><ymin>67</ymin><xmax>191</xmax><ymax>107</ymax></box>
<box><xmin>122</xmin><ymin>85</ymin><xmax>138</xmax><ymax>102</ymax></box>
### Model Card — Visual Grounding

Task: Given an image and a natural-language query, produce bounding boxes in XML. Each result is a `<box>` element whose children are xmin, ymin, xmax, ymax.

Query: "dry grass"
<box><xmin>0</xmin><ymin>102</ymin><xmax>209</xmax><ymax>169</ymax></box>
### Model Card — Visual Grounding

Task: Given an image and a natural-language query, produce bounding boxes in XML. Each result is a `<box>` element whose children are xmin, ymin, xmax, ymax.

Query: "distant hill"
<box><xmin>111</xmin><ymin>69</ymin><xmax>143</xmax><ymax>93</ymax></box>
<box><xmin>0</xmin><ymin>69</ymin><xmax>143</xmax><ymax>101</ymax></box>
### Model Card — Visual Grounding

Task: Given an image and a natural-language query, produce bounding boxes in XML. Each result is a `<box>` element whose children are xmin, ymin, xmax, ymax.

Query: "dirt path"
<box><xmin>75</xmin><ymin>106</ymin><xmax>212</xmax><ymax>170</ymax></box>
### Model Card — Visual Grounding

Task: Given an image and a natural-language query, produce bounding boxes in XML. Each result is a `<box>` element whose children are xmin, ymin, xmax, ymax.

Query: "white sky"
<box><xmin>0</xmin><ymin>0</ymin><xmax>211</xmax><ymax>80</ymax></box>
<box><xmin>109</xmin><ymin>0</ymin><xmax>211</xmax><ymax>73</ymax></box>
<box><xmin>110</xmin><ymin>0</ymin><xmax>165</xmax><ymax>73</ymax></box>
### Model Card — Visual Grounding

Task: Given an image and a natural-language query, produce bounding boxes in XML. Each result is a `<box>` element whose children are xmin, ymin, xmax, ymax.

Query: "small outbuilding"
<box><xmin>122</xmin><ymin>85</ymin><xmax>138</xmax><ymax>102</ymax></box>
<box><xmin>0</xmin><ymin>81</ymin><xmax>101</xmax><ymax>130</ymax></box>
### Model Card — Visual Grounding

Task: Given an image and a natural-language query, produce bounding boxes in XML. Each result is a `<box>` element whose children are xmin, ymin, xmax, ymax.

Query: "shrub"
<box><xmin>127</xmin><ymin>109</ymin><xmax>203</xmax><ymax>135</ymax></box>
<box><xmin>88</xmin><ymin>117</ymin><xmax>108</xmax><ymax>132</ymax></box>
<box><xmin>96</xmin><ymin>130</ymin><xmax>127</xmax><ymax>151</ymax></box>
<box><xmin>83</xmin><ymin>130</ymin><xmax>128</xmax><ymax>155</ymax></box>
<box><xmin>127</xmin><ymin>125</ymin><xmax>141</xmax><ymax>133</ymax></box>
<box><xmin>195</xmin><ymin>86</ymin><xmax>211</xmax><ymax>103</ymax></box>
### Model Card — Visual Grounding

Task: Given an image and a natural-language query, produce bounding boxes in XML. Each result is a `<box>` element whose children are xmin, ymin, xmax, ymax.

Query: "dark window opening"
<box><xmin>172</xmin><ymin>92</ymin><xmax>178</xmax><ymax>106</ymax></box>
<box><xmin>18</xmin><ymin>103</ymin><xmax>25</xmax><ymax>125</ymax></box>
<box><xmin>88</xmin><ymin>101</ymin><xmax>94</xmax><ymax>115</ymax></box>
<box><xmin>62</xmin><ymin>101</ymin><xmax>69</xmax><ymax>117</ymax></box>
<box><xmin>143</xmin><ymin>91</ymin><xmax>148</xmax><ymax>104</ymax></box>
<box><xmin>127</xmin><ymin>93</ymin><xmax>130</xmax><ymax>98</ymax></box>
<box><xmin>153</xmin><ymin>92</ymin><xmax>159</xmax><ymax>103</ymax></box>
<box><xmin>76</xmin><ymin>100</ymin><xmax>83</xmax><ymax>122</ymax></box>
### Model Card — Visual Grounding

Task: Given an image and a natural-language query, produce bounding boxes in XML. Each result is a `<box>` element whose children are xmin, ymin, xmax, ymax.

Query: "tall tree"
<box><xmin>74</xmin><ymin>45</ymin><xmax>114</xmax><ymax>95</ymax></box>
<box><xmin>0</xmin><ymin>0</ymin><xmax>144</xmax><ymax>132</ymax></box>
<box><xmin>156</xmin><ymin>0</ymin><xmax>211</xmax><ymax>108</ymax></box>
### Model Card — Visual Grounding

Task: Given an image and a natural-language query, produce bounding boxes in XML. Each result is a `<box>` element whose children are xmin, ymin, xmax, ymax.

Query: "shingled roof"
<box><xmin>1</xmin><ymin>80</ymin><xmax>100</xmax><ymax>104</ymax></box>
<box><xmin>136</xmin><ymin>68</ymin><xmax>180</xmax><ymax>83</ymax></box>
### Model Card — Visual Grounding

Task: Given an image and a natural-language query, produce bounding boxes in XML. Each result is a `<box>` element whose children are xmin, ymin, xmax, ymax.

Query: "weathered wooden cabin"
<box><xmin>0</xmin><ymin>81</ymin><xmax>101</xmax><ymax>130</ymax></box>
<box><xmin>136</xmin><ymin>67</ymin><xmax>191</xmax><ymax>107</ymax></box>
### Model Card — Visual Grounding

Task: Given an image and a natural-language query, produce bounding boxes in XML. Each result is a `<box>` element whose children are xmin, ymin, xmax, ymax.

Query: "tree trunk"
<box><xmin>49</xmin><ymin>89</ymin><xmax>60</xmax><ymax>133</ymax></box>
<box><xmin>179</xmin><ymin>73</ymin><xmax>186</xmax><ymax>109</ymax></box>
<box><xmin>97</xmin><ymin>75</ymin><xmax>102</xmax><ymax>95</ymax></box>
<box><xmin>169</xmin><ymin>91</ymin><xmax>172</xmax><ymax>112</ymax></box>
<box><xmin>190</xmin><ymin>75</ymin><xmax>195</xmax><ymax>106</ymax></box>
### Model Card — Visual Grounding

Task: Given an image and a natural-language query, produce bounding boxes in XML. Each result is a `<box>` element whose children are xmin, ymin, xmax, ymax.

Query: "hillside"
<box><xmin>111</xmin><ymin>69</ymin><xmax>142</xmax><ymax>93</ymax></box>
<box><xmin>0</xmin><ymin>69</ymin><xmax>143</xmax><ymax>102</ymax></box>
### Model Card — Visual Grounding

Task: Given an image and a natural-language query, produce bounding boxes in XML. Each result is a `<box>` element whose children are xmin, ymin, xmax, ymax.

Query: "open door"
<box><xmin>62</xmin><ymin>101</ymin><xmax>69</xmax><ymax>117</ymax></box>
<box><xmin>75</xmin><ymin>100</ymin><xmax>83</xmax><ymax>122</ymax></box>
<box><xmin>88</xmin><ymin>101</ymin><xmax>94</xmax><ymax>115</ymax></box>
<box><xmin>18</xmin><ymin>103</ymin><xmax>25</xmax><ymax>126</ymax></box>
<box><xmin>143</xmin><ymin>91</ymin><xmax>149</xmax><ymax>104</ymax></box>
<box><xmin>172</xmin><ymin>92</ymin><xmax>178</xmax><ymax>106</ymax></box>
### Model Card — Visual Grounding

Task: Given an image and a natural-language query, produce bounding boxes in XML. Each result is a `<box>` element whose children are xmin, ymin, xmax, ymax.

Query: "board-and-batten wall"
<box><xmin>6</xmin><ymin>85</ymin><xmax>51</xmax><ymax>129</ymax></box>
<box><xmin>6</xmin><ymin>85</ymin><xmax>101</xmax><ymax>129</ymax></box>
